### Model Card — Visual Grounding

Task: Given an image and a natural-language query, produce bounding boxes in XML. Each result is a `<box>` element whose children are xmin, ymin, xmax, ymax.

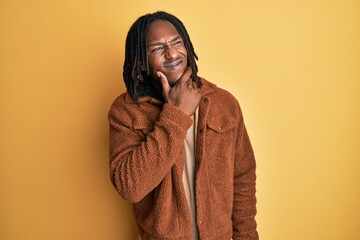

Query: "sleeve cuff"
<box><xmin>159</xmin><ymin>103</ymin><xmax>193</xmax><ymax>130</ymax></box>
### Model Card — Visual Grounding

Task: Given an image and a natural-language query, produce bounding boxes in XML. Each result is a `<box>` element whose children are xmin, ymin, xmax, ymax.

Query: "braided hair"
<box><xmin>123</xmin><ymin>11</ymin><xmax>202</xmax><ymax>102</ymax></box>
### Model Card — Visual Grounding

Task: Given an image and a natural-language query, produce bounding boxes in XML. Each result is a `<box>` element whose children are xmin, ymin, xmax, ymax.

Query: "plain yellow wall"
<box><xmin>1</xmin><ymin>0</ymin><xmax>359</xmax><ymax>239</ymax></box>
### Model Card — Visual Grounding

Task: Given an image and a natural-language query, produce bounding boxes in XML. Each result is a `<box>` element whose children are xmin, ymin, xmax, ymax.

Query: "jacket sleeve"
<box><xmin>232</xmin><ymin>111</ymin><xmax>259</xmax><ymax>240</ymax></box>
<box><xmin>108</xmin><ymin>103</ymin><xmax>193</xmax><ymax>203</ymax></box>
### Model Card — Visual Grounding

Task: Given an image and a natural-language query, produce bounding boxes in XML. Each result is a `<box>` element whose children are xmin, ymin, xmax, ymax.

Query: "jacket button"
<box><xmin>199</xmin><ymin>128</ymin><xmax>203</xmax><ymax>134</ymax></box>
<box><xmin>198</xmin><ymin>220</ymin><xmax>204</xmax><ymax>225</ymax></box>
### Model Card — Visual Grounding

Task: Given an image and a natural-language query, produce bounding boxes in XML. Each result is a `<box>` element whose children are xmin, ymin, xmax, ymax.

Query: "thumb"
<box><xmin>157</xmin><ymin>71</ymin><xmax>171</xmax><ymax>99</ymax></box>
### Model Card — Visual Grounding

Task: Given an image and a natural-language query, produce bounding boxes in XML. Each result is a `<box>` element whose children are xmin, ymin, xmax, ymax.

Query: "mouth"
<box><xmin>164</xmin><ymin>59</ymin><xmax>183</xmax><ymax>70</ymax></box>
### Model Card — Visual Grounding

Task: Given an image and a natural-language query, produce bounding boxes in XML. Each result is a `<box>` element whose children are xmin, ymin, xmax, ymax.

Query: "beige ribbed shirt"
<box><xmin>182</xmin><ymin>109</ymin><xmax>199</xmax><ymax>240</ymax></box>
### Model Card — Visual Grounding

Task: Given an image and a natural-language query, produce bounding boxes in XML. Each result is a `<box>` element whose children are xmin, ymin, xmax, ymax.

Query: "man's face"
<box><xmin>146</xmin><ymin>20</ymin><xmax>188</xmax><ymax>86</ymax></box>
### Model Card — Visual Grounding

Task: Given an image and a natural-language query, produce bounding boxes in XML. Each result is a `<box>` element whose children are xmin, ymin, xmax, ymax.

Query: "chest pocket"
<box><xmin>206</xmin><ymin>116</ymin><xmax>237</xmax><ymax>133</ymax></box>
<box><xmin>204</xmin><ymin>116</ymin><xmax>237</xmax><ymax>159</ymax></box>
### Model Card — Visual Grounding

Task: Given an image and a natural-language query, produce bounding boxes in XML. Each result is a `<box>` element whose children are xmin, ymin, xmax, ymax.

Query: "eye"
<box><xmin>151</xmin><ymin>46</ymin><xmax>164</xmax><ymax>53</ymax></box>
<box><xmin>173</xmin><ymin>40</ymin><xmax>182</xmax><ymax>46</ymax></box>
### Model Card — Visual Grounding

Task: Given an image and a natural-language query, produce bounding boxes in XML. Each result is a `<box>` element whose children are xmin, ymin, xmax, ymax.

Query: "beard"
<box><xmin>168</xmin><ymin>80</ymin><xmax>177</xmax><ymax>87</ymax></box>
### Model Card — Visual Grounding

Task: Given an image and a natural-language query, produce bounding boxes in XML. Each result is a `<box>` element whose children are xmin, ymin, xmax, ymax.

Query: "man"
<box><xmin>108</xmin><ymin>11</ymin><xmax>258</xmax><ymax>240</ymax></box>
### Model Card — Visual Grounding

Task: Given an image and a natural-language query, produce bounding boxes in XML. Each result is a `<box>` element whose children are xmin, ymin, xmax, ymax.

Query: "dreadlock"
<box><xmin>123</xmin><ymin>11</ymin><xmax>202</xmax><ymax>102</ymax></box>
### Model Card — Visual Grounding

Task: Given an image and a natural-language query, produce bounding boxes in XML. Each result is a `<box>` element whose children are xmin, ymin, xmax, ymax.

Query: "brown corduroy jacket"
<box><xmin>108</xmin><ymin>79</ymin><xmax>258</xmax><ymax>240</ymax></box>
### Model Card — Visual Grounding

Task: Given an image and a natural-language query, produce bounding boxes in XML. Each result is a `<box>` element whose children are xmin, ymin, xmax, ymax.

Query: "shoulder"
<box><xmin>108</xmin><ymin>92</ymin><xmax>162</xmax><ymax>129</ymax></box>
<box><xmin>200</xmin><ymin>78</ymin><xmax>242</xmax><ymax>118</ymax></box>
<box><xmin>109</xmin><ymin>92</ymin><xmax>133</xmax><ymax>115</ymax></box>
<box><xmin>108</xmin><ymin>92</ymin><xmax>144</xmax><ymax>127</ymax></box>
<box><xmin>108</xmin><ymin>92</ymin><xmax>129</xmax><ymax>123</ymax></box>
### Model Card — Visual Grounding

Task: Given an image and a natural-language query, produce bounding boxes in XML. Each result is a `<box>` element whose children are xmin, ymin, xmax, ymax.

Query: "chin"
<box><xmin>167</xmin><ymin>71</ymin><xmax>184</xmax><ymax>85</ymax></box>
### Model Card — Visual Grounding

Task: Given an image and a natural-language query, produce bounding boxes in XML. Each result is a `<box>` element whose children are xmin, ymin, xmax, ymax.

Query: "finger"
<box><xmin>178</xmin><ymin>67</ymin><xmax>192</xmax><ymax>84</ymax></box>
<box><xmin>157</xmin><ymin>71</ymin><xmax>171</xmax><ymax>98</ymax></box>
<box><xmin>186</xmin><ymin>77</ymin><xmax>193</xmax><ymax>85</ymax></box>
<box><xmin>191</xmin><ymin>81</ymin><xmax>197</xmax><ymax>89</ymax></box>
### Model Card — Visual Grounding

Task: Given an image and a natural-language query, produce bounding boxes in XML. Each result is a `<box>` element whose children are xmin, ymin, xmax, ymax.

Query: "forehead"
<box><xmin>146</xmin><ymin>20</ymin><xmax>180</xmax><ymax>42</ymax></box>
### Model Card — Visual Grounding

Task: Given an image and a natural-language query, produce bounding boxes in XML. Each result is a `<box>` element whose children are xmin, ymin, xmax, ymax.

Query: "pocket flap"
<box><xmin>207</xmin><ymin>117</ymin><xmax>237</xmax><ymax>133</ymax></box>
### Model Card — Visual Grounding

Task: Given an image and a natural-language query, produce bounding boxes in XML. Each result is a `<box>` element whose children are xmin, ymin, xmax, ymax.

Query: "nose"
<box><xmin>164</xmin><ymin>45</ymin><xmax>177</xmax><ymax>59</ymax></box>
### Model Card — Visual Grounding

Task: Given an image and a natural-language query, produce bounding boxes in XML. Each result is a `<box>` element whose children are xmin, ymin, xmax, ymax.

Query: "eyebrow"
<box><xmin>147</xmin><ymin>35</ymin><xmax>181</xmax><ymax>47</ymax></box>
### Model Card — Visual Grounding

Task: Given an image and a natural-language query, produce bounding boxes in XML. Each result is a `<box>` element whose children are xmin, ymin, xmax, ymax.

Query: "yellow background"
<box><xmin>1</xmin><ymin>0</ymin><xmax>359</xmax><ymax>239</ymax></box>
